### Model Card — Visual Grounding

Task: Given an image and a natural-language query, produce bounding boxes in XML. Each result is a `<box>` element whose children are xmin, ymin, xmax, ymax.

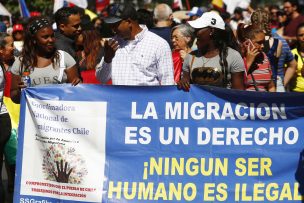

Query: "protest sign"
<box><xmin>14</xmin><ymin>85</ymin><xmax>304</xmax><ymax>202</ymax></box>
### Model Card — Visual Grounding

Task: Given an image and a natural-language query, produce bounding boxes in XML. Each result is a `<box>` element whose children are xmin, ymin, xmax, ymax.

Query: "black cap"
<box><xmin>104</xmin><ymin>4</ymin><xmax>137</xmax><ymax>24</ymax></box>
<box><xmin>234</xmin><ymin>7</ymin><xmax>245</xmax><ymax>14</ymax></box>
<box><xmin>277</xmin><ymin>10</ymin><xmax>286</xmax><ymax>16</ymax></box>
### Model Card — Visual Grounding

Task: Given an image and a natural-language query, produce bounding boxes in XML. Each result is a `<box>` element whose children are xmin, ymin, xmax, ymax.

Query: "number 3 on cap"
<box><xmin>211</xmin><ymin>18</ymin><xmax>216</xmax><ymax>25</ymax></box>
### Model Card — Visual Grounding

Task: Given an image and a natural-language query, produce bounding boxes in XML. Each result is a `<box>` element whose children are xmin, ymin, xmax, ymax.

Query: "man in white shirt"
<box><xmin>96</xmin><ymin>4</ymin><xmax>174</xmax><ymax>86</ymax></box>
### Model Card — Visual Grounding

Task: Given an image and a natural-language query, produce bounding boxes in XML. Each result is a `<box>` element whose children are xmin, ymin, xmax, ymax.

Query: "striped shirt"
<box><xmin>245</xmin><ymin>53</ymin><xmax>273</xmax><ymax>92</ymax></box>
<box><xmin>96</xmin><ymin>25</ymin><xmax>174</xmax><ymax>85</ymax></box>
<box><xmin>272</xmin><ymin>33</ymin><xmax>294</xmax><ymax>78</ymax></box>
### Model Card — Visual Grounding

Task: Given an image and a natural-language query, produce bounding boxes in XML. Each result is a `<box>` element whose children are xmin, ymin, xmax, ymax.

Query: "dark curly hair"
<box><xmin>251</xmin><ymin>8</ymin><xmax>271</xmax><ymax>36</ymax></box>
<box><xmin>236</xmin><ymin>23</ymin><xmax>264</xmax><ymax>44</ymax></box>
<box><xmin>19</xmin><ymin>16</ymin><xmax>60</xmax><ymax>74</ymax></box>
<box><xmin>54</xmin><ymin>7</ymin><xmax>80</xmax><ymax>27</ymax></box>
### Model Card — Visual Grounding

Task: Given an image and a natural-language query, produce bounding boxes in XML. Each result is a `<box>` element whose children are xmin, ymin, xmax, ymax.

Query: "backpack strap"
<box><xmin>267</xmin><ymin>38</ymin><xmax>279</xmax><ymax>84</ymax></box>
<box><xmin>296</xmin><ymin>49</ymin><xmax>304</xmax><ymax>64</ymax></box>
<box><xmin>250</xmin><ymin>72</ymin><xmax>260</xmax><ymax>91</ymax></box>
<box><xmin>190</xmin><ymin>55</ymin><xmax>195</xmax><ymax>71</ymax></box>
<box><xmin>57</xmin><ymin>50</ymin><xmax>65</xmax><ymax>83</ymax></box>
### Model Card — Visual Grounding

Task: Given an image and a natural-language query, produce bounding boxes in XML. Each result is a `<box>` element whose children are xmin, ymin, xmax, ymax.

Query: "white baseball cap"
<box><xmin>187</xmin><ymin>11</ymin><xmax>225</xmax><ymax>30</ymax></box>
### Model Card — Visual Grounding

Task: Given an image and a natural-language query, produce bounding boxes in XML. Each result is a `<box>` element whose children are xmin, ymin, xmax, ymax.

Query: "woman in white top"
<box><xmin>10</xmin><ymin>17</ymin><xmax>81</xmax><ymax>103</ymax></box>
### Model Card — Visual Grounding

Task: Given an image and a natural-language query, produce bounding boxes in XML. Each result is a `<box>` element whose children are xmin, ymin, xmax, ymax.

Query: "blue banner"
<box><xmin>14</xmin><ymin>85</ymin><xmax>304</xmax><ymax>202</ymax></box>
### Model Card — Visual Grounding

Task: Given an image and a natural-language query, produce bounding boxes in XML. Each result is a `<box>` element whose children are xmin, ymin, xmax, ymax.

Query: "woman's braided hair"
<box><xmin>251</xmin><ymin>8</ymin><xmax>271</xmax><ymax>36</ymax></box>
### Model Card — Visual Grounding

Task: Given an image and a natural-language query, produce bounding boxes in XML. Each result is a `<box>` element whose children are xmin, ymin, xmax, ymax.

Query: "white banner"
<box><xmin>0</xmin><ymin>3</ymin><xmax>11</xmax><ymax>17</ymax></box>
<box><xmin>20</xmin><ymin>97</ymin><xmax>106</xmax><ymax>202</ymax></box>
<box><xmin>54</xmin><ymin>0</ymin><xmax>88</xmax><ymax>13</ymax></box>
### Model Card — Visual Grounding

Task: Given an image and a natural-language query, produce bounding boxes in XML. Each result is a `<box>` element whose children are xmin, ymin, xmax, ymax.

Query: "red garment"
<box><xmin>172</xmin><ymin>51</ymin><xmax>182</xmax><ymax>83</ymax></box>
<box><xmin>284</xmin><ymin>15</ymin><xmax>304</xmax><ymax>38</ymax></box>
<box><xmin>284</xmin><ymin>15</ymin><xmax>304</xmax><ymax>47</ymax></box>
<box><xmin>81</xmin><ymin>69</ymin><xmax>112</xmax><ymax>84</ymax></box>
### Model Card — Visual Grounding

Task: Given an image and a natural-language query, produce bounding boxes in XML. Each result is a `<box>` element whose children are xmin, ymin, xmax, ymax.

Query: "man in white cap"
<box><xmin>177</xmin><ymin>11</ymin><xmax>245</xmax><ymax>90</ymax></box>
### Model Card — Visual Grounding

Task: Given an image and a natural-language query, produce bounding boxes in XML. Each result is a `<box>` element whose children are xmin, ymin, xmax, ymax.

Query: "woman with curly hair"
<box><xmin>10</xmin><ymin>17</ymin><xmax>81</xmax><ymax>103</ymax></box>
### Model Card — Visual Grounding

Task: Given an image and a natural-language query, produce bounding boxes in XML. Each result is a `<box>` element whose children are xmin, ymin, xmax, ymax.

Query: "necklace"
<box><xmin>202</xmin><ymin>56</ymin><xmax>212</xmax><ymax>67</ymax></box>
<box><xmin>202</xmin><ymin>49</ymin><xmax>218</xmax><ymax>66</ymax></box>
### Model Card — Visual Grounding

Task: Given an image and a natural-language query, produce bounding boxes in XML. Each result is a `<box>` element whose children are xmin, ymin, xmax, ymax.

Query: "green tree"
<box><xmin>27</xmin><ymin>0</ymin><xmax>53</xmax><ymax>15</ymax></box>
<box><xmin>3</xmin><ymin>0</ymin><xmax>53</xmax><ymax>17</ymax></box>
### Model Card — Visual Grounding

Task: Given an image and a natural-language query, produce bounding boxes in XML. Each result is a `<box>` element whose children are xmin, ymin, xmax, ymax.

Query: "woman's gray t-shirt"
<box><xmin>11</xmin><ymin>51</ymin><xmax>75</xmax><ymax>87</ymax></box>
<box><xmin>182</xmin><ymin>47</ymin><xmax>245</xmax><ymax>88</ymax></box>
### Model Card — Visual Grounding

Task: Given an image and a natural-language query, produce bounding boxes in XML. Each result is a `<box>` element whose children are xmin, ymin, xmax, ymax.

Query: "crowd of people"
<box><xmin>1</xmin><ymin>0</ymin><xmax>304</xmax><ymax>201</ymax></box>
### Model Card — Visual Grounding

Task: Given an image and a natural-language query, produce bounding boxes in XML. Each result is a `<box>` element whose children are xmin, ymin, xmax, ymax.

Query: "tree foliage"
<box><xmin>3</xmin><ymin>0</ymin><xmax>53</xmax><ymax>17</ymax></box>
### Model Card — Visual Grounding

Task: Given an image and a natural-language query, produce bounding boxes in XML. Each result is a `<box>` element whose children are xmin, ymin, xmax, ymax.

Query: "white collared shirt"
<box><xmin>96</xmin><ymin>25</ymin><xmax>174</xmax><ymax>85</ymax></box>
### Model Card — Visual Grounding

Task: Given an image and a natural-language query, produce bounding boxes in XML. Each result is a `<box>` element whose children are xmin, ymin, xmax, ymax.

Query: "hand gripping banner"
<box><xmin>14</xmin><ymin>85</ymin><xmax>304</xmax><ymax>202</ymax></box>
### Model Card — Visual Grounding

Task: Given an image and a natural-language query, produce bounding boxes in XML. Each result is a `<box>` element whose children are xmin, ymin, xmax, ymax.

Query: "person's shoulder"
<box><xmin>274</xmin><ymin>34</ymin><xmax>291</xmax><ymax>50</ymax></box>
<box><xmin>146</xmin><ymin>30</ymin><xmax>169</xmax><ymax>45</ymax></box>
<box><xmin>227</xmin><ymin>47</ymin><xmax>242</xmax><ymax>56</ymax></box>
<box><xmin>291</xmin><ymin>14</ymin><xmax>304</xmax><ymax>23</ymax></box>
<box><xmin>272</xmin><ymin>32</ymin><xmax>282</xmax><ymax>39</ymax></box>
<box><xmin>189</xmin><ymin>49</ymin><xmax>200</xmax><ymax>57</ymax></box>
<box><xmin>273</xmin><ymin>33</ymin><xmax>286</xmax><ymax>43</ymax></box>
<box><xmin>12</xmin><ymin>56</ymin><xmax>22</xmax><ymax>65</ymax></box>
<box><xmin>58</xmin><ymin>50</ymin><xmax>70</xmax><ymax>56</ymax></box>
<box><xmin>59</xmin><ymin>50</ymin><xmax>75</xmax><ymax>62</ymax></box>
<box><xmin>146</xmin><ymin>29</ymin><xmax>164</xmax><ymax>39</ymax></box>
<box><xmin>55</xmin><ymin>31</ymin><xmax>64</xmax><ymax>41</ymax></box>
<box><xmin>150</xmin><ymin>26</ymin><xmax>171</xmax><ymax>32</ymax></box>
<box><xmin>11</xmin><ymin>57</ymin><xmax>22</xmax><ymax>74</ymax></box>
<box><xmin>56</xmin><ymin>50</ymin><xmax>74</xmax><ymax>61</ymax></box>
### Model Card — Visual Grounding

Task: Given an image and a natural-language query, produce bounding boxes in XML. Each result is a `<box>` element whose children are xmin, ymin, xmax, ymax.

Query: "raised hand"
<box><xmin>179</xmin><ymin>50</ymin><xmax>187</xmax><ymax>60</ymax></box>
<box><xmin>245</xmin><ymin>42</ymin><xmax>260</xmax><ymax>72</ymax></box>
<box><xmin>177</xmin><ymin>72</ymin><xmax>190</xmax><ymax>91</ymax></box>
<box><xmin>104</xmin><ymin>39</ymin><xmax>119</xmax><ymax>63</ymax></box>
<box><xmin>53</xmin><ymin>160</ymin><xmax>73</xmax><ymax>183</ymax></box>
<box><xmin>70</xmin><ymin>78</ymin><xmax>82</xmax><ymax>86</ymax></box>
<box><xmin>18</xmin><ymin>81</ymin><xmax>27</xmax><ymax>89</ymax></box>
